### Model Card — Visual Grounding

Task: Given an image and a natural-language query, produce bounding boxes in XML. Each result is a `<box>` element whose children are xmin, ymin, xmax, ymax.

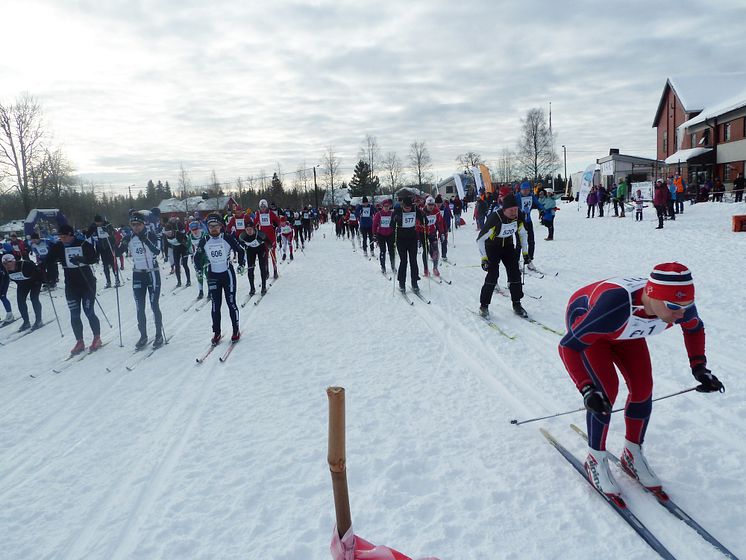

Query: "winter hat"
<box><xmin>501</xmin><ymin>193</ymin><xmax>519</xmax><ymax>209</ymax></box>
<box><xmin>435</xmin><ymin>194</ymin><xmax>442</xmax><ymax>203</ymax></box>
<box><xmin>129</xmin><ymin>212</ymin><xmax>145</xmax><ymax>224</ymax></box>
<box><xmin>402</xmin><ymin>196</ymin><xmax>413</xmax><ymax>206</ymax></box>
<box><xmin>59</xmin><ymin>224</ymin><xmax>75</xmax><ymax>236</ymax></box>
<box><xmin>645</xmin><ymin>262</ymin><xmax>695</xmax><ymax>302</ymax></box>
<box><xmin>94</xmin><ymin>214</ymin><xmax>103</xmax><ymax>222</ymax></box>
<box><xmin>206</xmin><ymin>213</ymin><xmax>222</xmax><ymax>225</ymax></box>
<box><xmin>362</xmin><ymin>196</ymin><xmax>369</xmax><ymax>203</ymax></box>
<box><xmin>188</xmin><ymin>220</ymin><xmax>201</xmax><ymax>230</ymax></box>
<box><xmin>259</xmin><ymin>199</ymin><xmax>268</xmax><ymax>209</ymax></box>
<box><xmin>426</xmin><ymin>196</ymin><xmax>435</xmax><ymax>205</ymax></box>
<box><xmin>2</xmin><ymin>253</ymin><xmax>15</xmax><ymax>264</ymax></box>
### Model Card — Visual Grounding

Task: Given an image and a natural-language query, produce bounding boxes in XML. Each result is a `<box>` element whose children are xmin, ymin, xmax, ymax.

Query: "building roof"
<box><xmin>0</xmin><ymin>219</ymin><xmax>25</xmax><ymax>234</ymax></box>
<box><xmin>664</xmin><ymin>147</ymin><xmax>712</xmax><ymax>165</ymax></box>
<box><xmin>652</xmin><ymin>73</ymin><xmax>746</xmax><ymax>127</ymax></box>
<box><xmin>597</xmin><ymin>153</ymin><xmax>662</xmax><ymax>165</ymax></box>
<box><xmin>679</xmin><ymin>86</ymin><xmax>746</xmax><ymax>130</ymax></box>
<box><xmin>158</xmin><ymin>196</ymin><xmax>235</xmax><ymax>214</ymax></box>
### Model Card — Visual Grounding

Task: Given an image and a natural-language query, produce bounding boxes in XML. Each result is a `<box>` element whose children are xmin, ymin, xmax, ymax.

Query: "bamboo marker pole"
<box><xmin>327</xmin><ymin>386</ymin><xmax>352</xmax><ymax>539</ymax></box>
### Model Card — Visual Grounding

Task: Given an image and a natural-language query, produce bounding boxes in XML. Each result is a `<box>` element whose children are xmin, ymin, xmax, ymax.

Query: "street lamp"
<box><xmin>562</xmin><ymin>145</ymin><xmax>568</xmax><ymax>196</ymax></box>
<box><xmin>313</xmin><ymin>165</ymin><xmax>319</xmax><ymax>208</ymax></box>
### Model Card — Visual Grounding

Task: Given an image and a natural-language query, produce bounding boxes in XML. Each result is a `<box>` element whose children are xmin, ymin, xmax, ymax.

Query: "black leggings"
<box><xmin>480</xmin><ymin>245</ymin><xmax>523</xmax><ymax>306</ymax></box>
<box><xmin>65</xmin><ymin>279</ymin><xmax>100</xmax><ymax>340</ymax></box>
<box><xmin>16</xmin><ymin>281</ymin><xmax>42</xmax><ymax>323</ymax></box>
<box><xmin>361</xmin><ymin>228</ymin><xmax>374</xmax><ymax>251</ymax></box>
<box><xmin>173</xmin><ymin>247</ymin><xmax>190</xmax><ymax>284</ymax></box>
<box><xmin>246</xmin><ymin>250</ymin><xmax>268</xmax><ymax>292</ymax></box>
<box><xmin>396</xmin><ymin>236</ymin><xmax>419</xmax><ymax>287</ymax></box>
<box><xmin>132</xmin><ymin>269</ymin><xmax>163</xmax><ymax>338</ymax></box>
<box><xmin>208</xmin><ymin>266</ymin><xmax>239</xmax><ymax>333</ymax></box>
<box><xmin>378</xmin><ymin>235</ymin><xmax>395</xmax><ymax>270</ymax></box>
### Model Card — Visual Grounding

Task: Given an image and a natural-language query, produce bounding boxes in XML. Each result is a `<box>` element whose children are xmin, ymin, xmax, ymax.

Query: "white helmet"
<box><xmin>259</xmin><ymin>199</ymin><xmax>268</xmax><ymax>209</ymax></box>
<box><xmin>426</xmin><ymin>196</ymin><xmax>435</xmax><ymax>205</ymax></box>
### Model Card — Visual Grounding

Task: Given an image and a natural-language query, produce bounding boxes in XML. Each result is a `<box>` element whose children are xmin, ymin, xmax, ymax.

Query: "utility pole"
<box><xmin>562</xmin><ymin>145</ymin><xmax>568</xmax><ymax>196</ymax></box>
<box><xmin>313</xmin><ymin>165</ymin><xmax>319</xmax><ymax>208</ymax></box>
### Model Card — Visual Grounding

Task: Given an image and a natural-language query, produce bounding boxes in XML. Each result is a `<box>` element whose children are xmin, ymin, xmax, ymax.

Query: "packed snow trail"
<box><xmin>1</xmin><ymin>202</ymin><xmax>745</xmax><ymax>559</ymax></box>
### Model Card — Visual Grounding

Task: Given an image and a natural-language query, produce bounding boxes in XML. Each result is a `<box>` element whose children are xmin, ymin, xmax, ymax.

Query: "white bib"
<box><xmin>427</xmin><ymin>214</ymin><xmax>436</xmax><ymax>226</ymax></box>
<box><xmin>64</xmin><ymin>246</ymin><xmax>83</xmax><ymax>268</ymax></box>
<box><xmin>521</xmin><ymin>197</ymin><xmax>533</xmax><ymax>215</ymax></box>
<box><xmin>97</xmin><ymin>227</ymin><xmax>108</xmax><ymax>239</ymax></box>
<box><xmin>606</xmin><ymin>277</ymin><xmax>671</xmax><ymax>340</ymax></box>
<box><xmin>35</xmin><ymin>244</ymin><xmax>49</xmax><ymax>256</ymax></box>
<box><xmin>303</xmin><ymin>213</ymin><xmax>309</xmax><ymax>219</ymax></box>
<box><xmin>235</xmin><ymin>218</ymin><xmax>245</xmax><ymax>229</ymax></box>
<box><xmin>402</xmin><ymin>212</ymin><xmax>416</xmax><ymax>228</ymax></box>
<box><xmin>496</xmin><ymin>221</ymin><xmax>518</xmax><ymax>239</ymax></box>
<box><xmin>9</xmin><ymin>271</ymin><xmax>28</xmax><ymax>281</ymax></box>
<box><xmin>129</xmin><ymin>237</ymin><xmax>156</xmax><ymax>270</ymax></box>
<box><xmin>348</xmin><ymin>213</ymin><xmax>357</xmax><ymax>221</ymax></box>
<box><xmin>204</xmin><ymin>236</ymin><xmax>230</xmax><ymax>273</ymax></box>
<box><xmin>259</xmin><ymin>213</ymin><xmax>271</xmax><ymax>227</ymax></box>
<box><xmin>362</xmin><ymin>207</ymin><xmax>371</xmax><ymax>218</ymax></box>
<box><xmin>380</xmin><ymin>216</ymin><xmax>392</xmax><ymax>228</ymax></box>
<box><xmin>281</xmin><ymin>225</ymin><xmax>292</xmax><ymax>234</ymax></box>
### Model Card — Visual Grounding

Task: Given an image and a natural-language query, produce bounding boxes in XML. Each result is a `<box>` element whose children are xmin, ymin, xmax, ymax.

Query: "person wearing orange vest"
<box><xmin>673</xmin><ymin>174</ymin><xmax>686</xmax><ymax>214</ymax></box>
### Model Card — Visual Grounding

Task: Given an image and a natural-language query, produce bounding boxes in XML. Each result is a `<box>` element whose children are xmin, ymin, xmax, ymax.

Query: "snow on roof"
<box><xmin>158</xmin><ymin>196</ymin><xmax>235</xmax><ymax>214</ymax></box>
<box><xmin>664</xmin><ymin>147</ymin><xmax>712</xmax><ymax>165</ymax></box>
<box><xmin>0</xmin><ymin>219</ymin><xmax>25</xmax><ymax>233</ymax></box>
<box><xmin>679</xmin><ymin>86</ymin><xmax>746</xmax><ymax>129</ymax></box>
<box><xmin>653</xmin><ymin>73</ymin><xmax>746</xmax><ymax>126</ymax></box>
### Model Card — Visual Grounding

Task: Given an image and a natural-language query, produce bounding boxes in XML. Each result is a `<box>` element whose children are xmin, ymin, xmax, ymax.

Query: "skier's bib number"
<box><xmin>349</xmin><ymin>214</ymin><xmax>357</xmax><ymax>222</ymax></box>
<box><xmin>362</xmin><ymin>207</ymin><xmax>371</xmax><ymax>218</ymax></box>
<box><xmin>380</xmin><ymin>216</ymin><xmax>391</xmax><ymax>228</ymax></box>
<box><xmin>64</xmin><ymin>247</ymin><xmax>83</xmax><ymax>268</ymax></box>
<box><xmin>235</xmin><ymin>218</ymin><xmax>245</xmax><ymax>229</ymax></box>
<box><xmin>294</xmin><ymin>220</ymin><xmax>301</xmax><ymax>226</ymax></box>
<box><xmin>210</xmin><ymin>249</ymin><xmax>224</xmax><ymax>259</ymax></box>
<box><xmin>402</xmin><ymin>212</ymin><xmax>416</xmax><ymax>228</ymax></box>
<box><xmin>97</xmin><ymin>227</ymin><xmax>108</xmax><ymax>239</ymax></box>
<box><xmin>497</xmin><ymin>221</ymin><xmax>517</xmax><ymax>238</ymax></box>
<box><xmin>521</xmin><ymin>197</ymin><xmax>533</xmax><ymax>215</ymax></box>
<box><xmin>303</xmin><ymin>213</ymin><xmax>309</xmax><ymax>219</ymax></box>
<box><xmin>35</xmin><ymin>245</ymin><xmax>48</xmax><ymax>256</ymax></box>
<box><xmin>427</xmin><ymin>215</ymin><xmax>436</xmax><ymax>226</ymax></box>
<box><xmin>606</xmin><ymin>277</ymin><xmax>671</xmax><ymax>339</ymax></box>
<box><xmin>281</xmin><ymin>225</ymin><xmax>292</xmax><ymax>234</ymax></box>
<box><xmin>259</xmin><ymin>214</ymin><xmax>271</xmax><ymax>226</ymax></box>
<box><xmin>9</xmin><ymin>271</ymin><xmax>28</xmax><ymax>281</ymax></box>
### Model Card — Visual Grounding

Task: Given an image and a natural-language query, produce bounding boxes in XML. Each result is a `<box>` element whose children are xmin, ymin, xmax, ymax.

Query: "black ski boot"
<box><xmin>135</xmin><ymin>334</ymin><xmax>148</xmax><ymax>350</ymax></box>
<box><xmin>197</xmin><ymin>290</ymin><xmax>204</xmax><ymax>300</ymax></box>
<box><xmin>31</xmin><ymin>319</ymin><xmax>44</xmax><ymax>331</ymax></box>
<box><xmin>479</xmin><ymin>305</ymin><xmax>489</xmax><ymax>318</ymax></box>
<box><xmin>261</xmin><ymin>286</ymin><xmax>267</xmax><ymax>296</ymax></box>
<box><xmin>185</xmin><ymin>280</ymin><xmax>191</xmax><ymax>287</ymax></box>
<box><xmin>399</xmin><ymin>283</ymin><xmax>406</xmax><ymax>293</ymax></box>
<box><xmin>17</xmin><ymin>321</ymin><xmax>31</xmax><ymax>332</ymax></box>
<box><xmin>512</xmin><ymin>301</ymin><xmax>528</xmax><ymax>318</ymax></box>
<box><xmin>412</xmin><ymin>284</ymin><xmax>420</xmax><ymax>295</ymax></box>
<box><xmin>153</xmin><ymin>334</ymin><xmax>164</xmax><ymax>349</ymax></box>
<box><xmin>249</xmin><ymin>287</ymin><xmax>256</xmax><ymax>296</ymax></box>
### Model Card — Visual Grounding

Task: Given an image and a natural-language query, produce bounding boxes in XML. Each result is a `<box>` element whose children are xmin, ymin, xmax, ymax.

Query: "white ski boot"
<box><xmin>621</xmin><ymin>439</ymin><xmax>666</xmax><ymax>498</ymax></box>
<box><xmin>585</xmin><ymin>448</ymin><xmax>623</xmax><ymax>505</ymax></box>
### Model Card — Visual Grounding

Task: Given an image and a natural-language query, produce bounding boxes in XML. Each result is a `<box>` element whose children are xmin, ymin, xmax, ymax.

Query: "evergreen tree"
<box><xmin>269</xmin><ymin>172</ymin><xmax>284</xmax><ymax>203</ymax></box>
<box><xmin>146</xmin><ymin>180</ymin><xmax>156</xmax><ymax>203</ymax></box>
<box><xmin>348</xmin><ymin>160</ymin><xmax>380</xmax><ymax>198</ymax></box>
<box><xmin>164</xmin><ymin>180</ymin><xmax>172</xmax><ymax>198</ymax></box>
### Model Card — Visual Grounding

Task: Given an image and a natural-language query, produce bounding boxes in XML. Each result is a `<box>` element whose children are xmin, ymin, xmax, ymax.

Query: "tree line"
<box><xmin>1</xmin><ymin>94</ymin><xmax>560</xmax><ymax>228</ymax></box>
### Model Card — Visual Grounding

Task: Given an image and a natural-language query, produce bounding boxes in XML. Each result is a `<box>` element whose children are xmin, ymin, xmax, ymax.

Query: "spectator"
<box><xmin>615</xmin><ymin>179</ymin><xmax>628</xmax><ymax>218</ymax></box>
<box><xmin>712</xmin><ymin>177</ymin><xmax>725</xmax><ymax>202</ymax></box>
<box><xmin>632</xmin><ymin>189</ymin><xmax>645</xmax><ymax>221</ymax></box>
<box><xmin>673</xmin><ymin>174</ymin><xmax>686</xmax><ymax>213</ymax></box>
<box><xmin>538</xmin><ymin>188</ymin><xmax>557</xmax><ymax>240</ymax></box>
<box><xmin>733</xmin><ymin>172</ymin><xmax>744</xmax><ymax>203</ymax></box>
<box><xmin>666</xmin><ymin>178</ymin><xmax>676</xmax><ymax>220</ymax></box>
<box><xmin>597</xmin><ymin>185</ymin><xmax>607</xmax><ymax>217</ymax></box>
<box><xmin>653</xmin><ymin>179</ymin><xmax>669</xmax><ymax>229</ymax></box>
<box><xmin>586</xmin><ymin>186</ymin><xmax>598</xmax><ymax>218</ymax></box>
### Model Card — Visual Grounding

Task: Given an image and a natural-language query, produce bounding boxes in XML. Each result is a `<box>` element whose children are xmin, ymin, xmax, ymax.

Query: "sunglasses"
<box><xmin>663</xmin><ymin>300</ymin><xmax>695</xmax><ymax>311</ymax></box>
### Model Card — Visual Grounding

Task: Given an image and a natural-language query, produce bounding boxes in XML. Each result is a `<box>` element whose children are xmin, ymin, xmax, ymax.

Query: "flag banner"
<box><xmin>331</xmin><ymin>525</ymin><xmax>439</xmax><ymax>560</ymax></box>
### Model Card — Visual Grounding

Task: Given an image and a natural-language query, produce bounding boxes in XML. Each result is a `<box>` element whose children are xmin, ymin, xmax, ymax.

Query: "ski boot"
<box><xmin>399</xmin><ymin>283</ymin><xmax>406</xmax><ymax>293</ymax></box>
<box><xmin>211</xmin><ymin>332</ymin><xmax>222</xmax><ymax>345</ymax></box>
<box><xmin>433</xmin><ymin>267</ymin><xmax>440</xmax><ymax>278</ymax></box>
<box><xmin>512</xmin><ymin>301</ymin><xmax>528</xmax><ymax>318</ymax></box>
<box><xmin>479</xmin><ymin>305</ymin><xmax>489</xmax><ymax>318</ymax></box>
<box><xmin>70</xmin><ymin>339</ymin><xmax>86</xmax><ymax>356</ymax></box>
<box><xmin>89</xmin><ymin>335</ymin><xmax>103</xmax><ymax>352</ymax></box>
<box><xmin>585</xmin><ymin>448</ymin><xmax>624</xmax><ymax>506</ymax></box>
<box><xmin>231</xmin><ymin>328</ymin><xmax>241</xmax><ymax>342</ymax></box>
<box><xmin>621</xmin><ymin>440</ymin><xmax>667</xmax><ymax>499</ymax></box>
<box><xmin>18</xmin><ymin>321</ymin><xmax>31</xmax><ymax>332</ymax></box>
<box><xmin>249</xmin><ymin>288</ymin><xmax>256</xmax><ymax>296</ymax></box>
<box><xmin>153</xmin><ymin>334</ymin><xmax>164</xmax><ymax>349</ymax></box>
<box><xmin>104</xmin><ymin>283</ymin><xmax>112</xmax><ymax>289</ymax></box>
<box><xmin>273</xmin><ymin>270</ymin><xmax>279</xmax><ymax>280</ymax></box>
<box><xmin>422</xmin><ymin>269</ymin><xmax>430</xmax><ymax>278</ymax></box>
<box><xmin>381</xmin><ymin>265</ymin><xmax>386</xmax><ymax>274</ymax></box>
<box><xmin>197</xmin><ymin>290</ymin><xmax>204</xmax><ymax>300</ymax></box>
<box><xmin>282</xmin><ymin>253</ymin><xmax>287</xmax><ymax>261</ymax></box>
<box><xmin>135</xmin><ymin>334</ymin><xmax>149</xmax><ymax>350</ymax></box>
<box><xmin>261</xmin><ymin>286</ymin><xmax>267</xmax><ymax>296</ymax></box>
<box><xmin>290</xmin><ymin>253</ymin><xmax>294</xmax><ymax>260</ymax></box>
<box><xmin>185</xmin><ymin>280</ymin><xmax>191</xmax><ymax>287</ymax></box>
<box><xmin>176</xmin><ymin>281</ymin><xmax>182</xmax><ymax>288</ymax></box>
<box><xmin>412</xmin><ymin>284</ymin><xmax>421</xmax><ymax>295</ymax></box>
<box><xmin>526</xmin><ymin>261</ymin><xmax>537</xmax><ymax>272</ymax></box>
<box><xmin>31</xmin><ymin>319</ymin><xmax>44</xmax><ymax>331</ymax></box>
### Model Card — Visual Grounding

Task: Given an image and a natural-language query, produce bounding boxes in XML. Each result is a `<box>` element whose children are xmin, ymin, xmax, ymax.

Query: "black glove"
<box><xmin>480</xmin><ymin>257</ymin><xmax>489</xmax><ymax>271</ymax></box>
<box><xmin>69</xmin><ymin>255</ymin><xmax>82</xmax><ymax>265</ymax></box>
<box><xmin>581</xmin><ymin>384</ymin><xmax>612</xmax><ymax>414</ymax></box>
<box><xmin>692</xmin><ymin>364</ymin><xmax>724</xmax><ymax>393</ymax></box>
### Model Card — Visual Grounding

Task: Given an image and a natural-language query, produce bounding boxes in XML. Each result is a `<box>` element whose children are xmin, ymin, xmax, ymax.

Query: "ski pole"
<box><xmin>510</xmin><ymin>386</ymin><xmax>699</xmax><ymax>426</ymax></box>
<box><xmin>105</xmin><ymin>236</ymin><xmax>122</xmax><ymax>345</ymax></box>
<box><xmin>46</xmin><ymin>284</ymin><xmax>64</xmax><ymax>338</ymax></box>
<box><xmin>81</xmin><ymin>270</ymin><xmax>113</xmax><ymax>328</ymax></box>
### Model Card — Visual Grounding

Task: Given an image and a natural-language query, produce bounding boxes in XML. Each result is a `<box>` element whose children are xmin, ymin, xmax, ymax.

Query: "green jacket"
<box><xmin>616</xmin><ymin>181</ymin><xmax>628</xmax><ymax>200</ymax></box>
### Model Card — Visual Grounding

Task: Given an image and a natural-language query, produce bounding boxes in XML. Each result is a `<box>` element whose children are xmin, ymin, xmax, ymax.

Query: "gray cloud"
<box><xmin>3</xmin><ymin>0</ymin><xmax>745</xmax><ymax>194</ymax></box>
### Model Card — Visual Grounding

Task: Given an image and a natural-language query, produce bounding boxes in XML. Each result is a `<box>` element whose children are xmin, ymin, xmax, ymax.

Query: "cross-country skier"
<box><xmin>372</xmin><ymin>198</ymin><xmax>395</xmax><ymax>274</ymax></box>
<box><xmin>29</xmin><ymin>232</ymin><xmax>55</xmax><ymax>286</ymax></box>
<box><xmin>163</xmin><ymin>223</ymin><xmax>191</xmax><ymax>288</ymax></box>
<box><xmin>0</xmin><ymin>254</ymin><xmax>14</xmax><ymax>325</ymax></box>
<box><xmin>118</xmin><ymin>211</ymin><xmax>165</xmax><ymax>349</ymax></box>
<box><xmin>1</xmin><ymin>253</ymin><xmax>43</xmax><ymax>331</ymax></box>
<box><xmin>196</xmin><ymin>213</ymin><xmax>246</xmax><ymax>343</ymax></box>
<box><xmin>346</xmin><ymin>205</ymin><xmax>359</xmax><ymax>244</ymax></box>
<box><xmin>279</xmin><ymin>216</ymin><xmax>294</xmax><ymax>261</ymax></box>
<box><xmin>253</xmin><ymin>199</ymin><xmax>281</xmax><ymax>280</ymax></box>
<box><xmin>238</xmin><ymin>222</ymin><xmax>269</xmax><ymax>296</ymax></box>
<box><xmin>516</xmin><ymin>182</ymin><xmax>543</xmax><ymax>266</ymax></box>
<box><xmin>46</xmin><ymin>224</ymin><xmax>102</xmax><ymax>354</ymax></box>
<box><xmin>302</xmin><ymin>205</ymin><xmax>313</xmax><ymax>241</ymax></box>
<box><xmin>558</xmin><ymin>262</ymin><xmax>723</xmax><ymax>502</ymax></box>
<box><xmin>435</xmin><ymin>194</ymin><xmax>452</xmax><ymax>261</ymax></box>
<box><xmin>292</xmin><ymin>211</ymin><xmax>304</xmax><ymax>250</ymax></box>
<box><xmin>87</xmin><ymin>214</ymin><xmax>121</xmax><ymax>288</ymax></box>
<box><xmin>357</xmin><ymin>196</ymin><xmax>375</xmax><ymax>257</ymax></box>
<box><xmin>418</xmin><ymin>196</ymin><xmax>444</xmax><ymax>278</ymax></box>
<box><xmin>476</xmin><ymin>193</ymin><xmax>529</xmax><ymax>319</ymax></box>
<box><xmin>393</xmin><ymin>195</ymin><xmax>426</xmax><ymax>294</ymax></box>
<box><xmin>187</xmin><ymin>221</ymin><xmax>208</xmax><ymax>300</ymax></box>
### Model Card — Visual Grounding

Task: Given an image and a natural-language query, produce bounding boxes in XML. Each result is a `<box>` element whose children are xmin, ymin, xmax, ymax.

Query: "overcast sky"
<box><xmin>2</xmin><ymin>0</ymin><xmax>745</xmax><ymax>196</ymax></box>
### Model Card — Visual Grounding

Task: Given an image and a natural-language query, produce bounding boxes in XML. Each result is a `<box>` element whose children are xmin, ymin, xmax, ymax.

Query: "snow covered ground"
<box><xmin>2</xmin><ymin>200</ymin><xmax>745</xmax><ymax>559</ymax></box>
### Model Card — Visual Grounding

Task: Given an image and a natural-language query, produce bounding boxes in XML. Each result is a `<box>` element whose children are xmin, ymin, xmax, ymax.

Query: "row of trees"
<box><xmin>1</xmin><ymin>93</ymin><xmax>560</xmax><ymax>227</ymax></box>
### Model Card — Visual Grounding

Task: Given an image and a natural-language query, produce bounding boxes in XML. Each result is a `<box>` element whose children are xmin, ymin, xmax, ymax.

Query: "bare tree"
<box><xmin>381</xmin><ymin>151</ymin><xmax>402</xmax><ymax>195</ymax></box>
<box><xmin>357</xmin><ymin>134</ymin><xmax>381</xmax><ymax>179</ymax></box>
<box><xmin>178</xmin><ymin>163</ymin><xmax>192</xmax><ymax>197</ymax></box>
<box><xmin>515</xmin><ymin>108</ymin><xmax>558</xmax><ymax>182</ymax></box>
<box><xmin>408</xmin><ymin>140</ymin><xmax>432</xmax><ymax>189</ymax></box>
<box><xmin>456</xmin><ymin>151</ymin><xmax>483</xmax><ymax>172</ymax></box>
<box><xmin>235</xmin><ymin>176</ymin><xmax>245</xmax><ymax>206</ymax></box>
<box><xmin>496</xmin><ymin>148</ymin><xmax>516</xmax><ymax>183</ymax></box>
<box><xmin>321</xmin><ymin>145</ymin><xmax>341</xmax><ymax>204</ymax></box>
<box><xmin>0</xmin><ymin>94</ymin><xmax>45</xmax><ymax>213</ymax></box>
<box><xmin>294</xmin><ymin>161</ymin><xmax>309</xmax><ymax>203</ymax></box>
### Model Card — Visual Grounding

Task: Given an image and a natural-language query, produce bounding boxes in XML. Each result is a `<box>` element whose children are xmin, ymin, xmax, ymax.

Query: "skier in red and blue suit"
<box><xmin>557</xmin><ymin>262</ymin><xmax>724</xmax><ymax>502</ymax></box>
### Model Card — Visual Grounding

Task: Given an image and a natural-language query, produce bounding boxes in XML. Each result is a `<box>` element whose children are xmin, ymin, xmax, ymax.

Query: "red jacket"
<box><xmin>417</xmin><ymin>207</ymin><xmax>444</xmax><ymax>236</ymax></box>
<box><xmin>254</xmin><ymin>210</ymin><xmax>281</xmax><ymax>243</ymax></box>
<box><xmin>372</xmin><ymin>209</ymin><xmax>394</xmax><ymax>237</ymax></box>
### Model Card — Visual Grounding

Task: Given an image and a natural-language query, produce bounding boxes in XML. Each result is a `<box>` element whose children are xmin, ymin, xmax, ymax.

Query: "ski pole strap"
<box><xmin>510</xmin><ymin>386</ymin><xmax>699</xmax><ymax>426</ymax></box>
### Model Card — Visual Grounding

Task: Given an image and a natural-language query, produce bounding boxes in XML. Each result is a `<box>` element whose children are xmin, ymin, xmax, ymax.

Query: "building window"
<box><xmin>725</xmin><ymin>123</ymin><xmax>732</xmax><ymax>142</ymax></box>
<box><xmin>703</xmin><ymin>129</ymin><xmax>710</xmax><ymax>145</ymax></box>
<box><xmin>663</xmin><ymin>131</ymin><xmax>668</xmax><ymax>153</ymax></box>
<box><xmin>724</xmin><ymin>165</ymin><xmax>732</xmax><ymax>181</ymax></box>
<box><xmin>446</xmin><ymin>185</ymin><xmax>454</xmax><ymax>194</ymax></box>
<box><xmin>690</xmin><ymin>133</ymin><xmax>696</xmax><ymax>147</ymax></box>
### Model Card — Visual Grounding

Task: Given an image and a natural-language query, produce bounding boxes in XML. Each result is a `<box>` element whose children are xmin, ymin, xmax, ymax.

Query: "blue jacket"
<box><xmin>356</xmin><ymin>204</ymin><xmax>375</xmax><ymax>228</ymax></box>
<box><xmin>518</xmin><ymin>193</ymin><xmax>543</xmax><ymax>223</ymax></box>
